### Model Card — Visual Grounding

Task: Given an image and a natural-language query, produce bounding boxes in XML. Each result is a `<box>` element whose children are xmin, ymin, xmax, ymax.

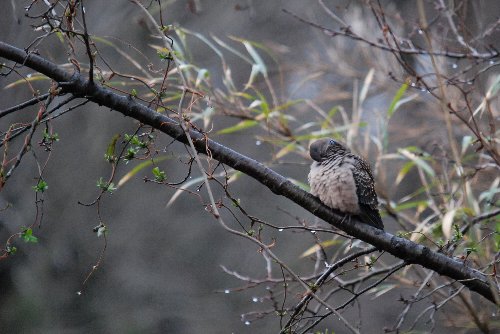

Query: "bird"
<box><xmin>308</xmin><ymin>138</ymin><xmax>384</xmax><ymax>229</ymax></box>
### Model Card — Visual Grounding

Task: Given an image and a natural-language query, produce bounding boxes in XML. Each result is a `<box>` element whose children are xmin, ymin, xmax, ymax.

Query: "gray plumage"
<box><xmin>308</xmin><ymin>138</ymin><xmax>384</xmax><ymax>229</ymax></box>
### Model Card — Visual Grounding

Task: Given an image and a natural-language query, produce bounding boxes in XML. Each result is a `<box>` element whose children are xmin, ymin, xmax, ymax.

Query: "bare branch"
<box><xmin>0</xmin><ymin>41</ymin><xmax>497</xmax><ymax>304</ymax></box>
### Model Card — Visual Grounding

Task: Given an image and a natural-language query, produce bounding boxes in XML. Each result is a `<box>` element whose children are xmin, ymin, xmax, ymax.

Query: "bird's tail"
<box><xmin>359</xmin><ymin>204</ymin><xmax>384</xmax><ymax>230</ymax></box>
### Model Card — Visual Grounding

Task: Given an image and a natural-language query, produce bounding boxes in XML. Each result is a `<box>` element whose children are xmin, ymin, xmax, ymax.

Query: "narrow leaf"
<box><xmin>117</xmin><ymin>157</ymin><xmax>168</xmax><ymax>188</ymax></box>
<box><xmin>216</xmin><ymin>120</ymin><xmax>258</xmax><ymax>135</ymax></box>
<box><xmin>387</xmin><ymin>82</ymin><xmax>409</xmax><ymax>118</ymax></box>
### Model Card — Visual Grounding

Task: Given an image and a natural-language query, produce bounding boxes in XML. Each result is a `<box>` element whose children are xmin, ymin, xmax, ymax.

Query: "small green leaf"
<box><xmin>97</xmin><ymin>177</ymin><xmax>116</xmax><ymax>193</ymax></box>
<box><xmin>6</xmin><ymin>245</ymin><xmax>17</xmax><ymax>254</ymax></box>
<box><xmin>43</xmin><ymin>129</ymin><xmax>59</xmax><ymax>142</ymax></box>
<box><xmin>124</xmin><ymin>147</ymin><xmax>139</xmax><ymax>163</ymax></box>
<box><xmin>152</xmin><ymin>166</ymin><xmax>166</xmax><ymax>182</ymax></box>
<box><xmin>33</xmin><ymin>180</ymin><xmax>48</xmax><ymax>193</ymax></box>
<box><xmin>21</xmin><ymin>228</ymin><xmax>38</xmax><ymax>243</ymax></box>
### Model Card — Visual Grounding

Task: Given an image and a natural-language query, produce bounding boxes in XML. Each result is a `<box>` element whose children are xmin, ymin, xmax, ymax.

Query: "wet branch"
<box><xmin>0</xmin><ymin>41</ymin><xmax>497</xmax><ymax>304</ymax></box>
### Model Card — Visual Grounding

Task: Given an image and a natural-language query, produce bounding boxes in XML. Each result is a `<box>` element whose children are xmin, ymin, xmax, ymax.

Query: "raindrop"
<box><xmin>467</xmin><ymin>81</ymin><xmax>473</xmax><ymax>85</ymax></box>
<box><xmin>130</xmin><ymin>77</ymin><xmax>135</xmax><ymax>81</ymax></box>
<box><xmin>196</xmin><ymin>189</ymin><xmax>200</xmax><ymax>192</ymax></box>
<box><xmin>26</xmin><ymin>74</ymin><xmax>32</xmax><ymax>78</ymax></box>
<box><xmin>76</xmin><ymin>291</ymin><xmax>82</xmax><ymax>296</ymax></box>
<box><xmin>489</xmin><ymin>60</ymin><xmax>495</xmax><ymax>65</ymax></box>
<box><xmin>418</xmin><ymin>29</ymin><xmax>424</xmax><ymax>35</ymax></box>
<box><xmin>420</xmin><ymin>88</ymin><xmax>427</xmax><ymax>92</ymax></box>
<box><xmin>244</xmin><ymin>321</ymin><xmax>251</xmax><ymax>326</ymax></box>
<box><xmin>252</xmin><ymin>297</ymin><xmax>259</xmax><ymax>302</ymax></box>
<box><xmin>451</xmin><ymin>63</ymin><xmax>458</xmax><ymax>69</ymax></box>
<box><xmin>278</xmin><ymin>228</ymin><xmax>284</xmax><ymax>232</ymax></box>
<box><xmin>310</xmin><ymin>230</ymin><xmax>317</xmax><ymax>234</ymax></box>
<box><xmin>224</xmin><ymin>289</ymin><xmax>230</xmax><ymax>294</ymax></box>
<box><xmin>410</xmin><ymin>82</ymin><xmax>416</xmax><ymax>87</ymax></box>
<box><xmin>255</xmin><ymin>140</ymin><xmax>262</xmax><ymax>146</ymax></box>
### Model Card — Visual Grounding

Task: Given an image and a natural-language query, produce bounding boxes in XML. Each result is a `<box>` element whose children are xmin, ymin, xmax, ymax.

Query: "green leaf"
<box><xmin>216</xmin><ymin>120</ymin><xmax>259</xmax><ymax>135</ymax></box>
<box><xmin>43</xmin><ymin>129</ymin><xmax>59</xmax><ymax>142</ymax></box>
<box><xmin>395</xmin><ymin>161</ymin><xmax>415</xmax><ymax>185</ymax></box>
<box><xmin>33</xmin><ymin>180</ymin><xmax>48</xmax><ymax>193</ymax></box>
<box><xmin>254</xmin><ymin>90</ymin><xmax>270</xmax><ymax>117</ymax></box>
<box><xmin>21</xmin><ymin>228</ymin><xmax>38</xmax><ymax>243</ymax></box>
<box><xmin>392</xmin><ymin>200</ymin><xmax>429</xmax><ymax>212</ymax></box>
<box><xmin>97</xmin><ymin>177</ymin><xmax>117</xmax><ymax>193</ymax></box>
<box><xmin>152</xmin><ymin>166</ymin><xmax>166</xmax><ymax>182</ymax></box>
<box><xmin>117</xmin><ymin>157</ymin><xmax>168</xmax><ymax>188</ymax></box>
<box><xmin>387</xmin><ymin>82</ymin><xmax>409</xmax><ymax>118</ymax></box>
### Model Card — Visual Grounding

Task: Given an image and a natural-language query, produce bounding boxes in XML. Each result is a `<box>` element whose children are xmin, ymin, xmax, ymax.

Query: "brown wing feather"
<box><xmin>350</xmin><ymin>155</ymin><xmax>384</xmax><ymax>229</ymax></box>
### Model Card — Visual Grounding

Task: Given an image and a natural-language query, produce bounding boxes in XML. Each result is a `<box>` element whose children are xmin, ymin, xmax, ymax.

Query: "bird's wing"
<box><xmin>350</xmin><ymin>155</ymin><xmax>384</xmax><ymax>229</ymax></box>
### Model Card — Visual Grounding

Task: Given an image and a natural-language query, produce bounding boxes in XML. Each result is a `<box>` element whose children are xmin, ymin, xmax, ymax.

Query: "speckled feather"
<box><xmin>308</xmin><ymin>138</ymin><xmax>384</xmax><ymax>229</ymax></box>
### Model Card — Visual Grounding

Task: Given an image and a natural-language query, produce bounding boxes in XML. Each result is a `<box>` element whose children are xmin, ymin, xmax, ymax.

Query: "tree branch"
<box><xmin>0</xmin><ymin>41</ymin><xmax>497</xmax><ymax>304</ymax></box>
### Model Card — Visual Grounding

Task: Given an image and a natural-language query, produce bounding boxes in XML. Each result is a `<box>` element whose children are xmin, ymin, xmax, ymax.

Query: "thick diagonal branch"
<box><xmin>0</xmin><ymin>41</ymin><xmax>497</xmax><ymax>304</ymax></box>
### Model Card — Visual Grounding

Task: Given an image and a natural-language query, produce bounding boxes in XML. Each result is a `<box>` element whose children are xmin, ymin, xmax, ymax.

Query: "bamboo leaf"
<box><xmin>300</xmin><ymin>239</ymin><xmax>343</xmax><ymax>258</ymax></box>
<box><xmin>442</xmin><ymin>208</ymin><xmax>457</xmax><ymax>240</ymax></box>
<box><xmin>398</xmin><ymin>149</ymin><xmax>435</xmax><ymax>177</ymax></box>
<box><xmin>105</xmin><ymin>134</ymin><xmax>120</xmax><ymax>162</ymax></box>
<box><xmin>4</xmin><ymin>74</ymin><xmax>49</xmax><ymax>89</ymax></box>
<box><xmin>216</xmin><ymin>120</ymin><xmax>259</xmax><ymax>135</ymax></box>
<box><xmin>359</xmin><ymin>68</ymin><xmax>375</xmax><ymax>104</ymax></box>
<box><xmin>395</xmin><ymin>161</ymin><xmax>415</xmax><ymax>185</ymax></box>
<box><xmin>117</xmin><ymin>157</ymin><xmax>168</xmax><ymax>188</ymax></box>
<box><xmin>388</xmin><ymin>82</ymin><xmax>409</xmax><ymax>118</ymax></box>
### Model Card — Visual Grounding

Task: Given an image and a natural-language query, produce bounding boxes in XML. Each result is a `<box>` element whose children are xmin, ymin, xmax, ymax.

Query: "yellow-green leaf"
<box><xmin>4</xmin><ymin>74</ymin><xmax>50</xmax><ymax>89</ymax></box>
<box><xmin>117</xmin><ymin>157</ymin><xmax>168</xmax><ymax>188</ymax></box>
<box><xmin>388</xmin><ymin>82</ymin><xmax>409</xmax><ymax>118</ymax></box>
<box><xmin>300</xmin><ymin>239</ymin><xmax>343</xmax><ymax>258</ymax></box>
<box><xmin>216</xmin><ymin>120</ymin><xmax>258</xmax><ymax>135</ymax></box>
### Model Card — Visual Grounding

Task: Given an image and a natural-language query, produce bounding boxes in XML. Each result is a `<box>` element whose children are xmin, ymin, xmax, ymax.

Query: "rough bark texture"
<box><xmin>0</xmin><ymin>41</ymin><xmax>497</xmax><ymax>304</ymax></box>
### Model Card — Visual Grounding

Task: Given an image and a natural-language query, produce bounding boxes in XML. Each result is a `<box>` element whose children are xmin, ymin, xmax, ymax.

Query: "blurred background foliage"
<box><xmin>0</xmin><ymin>0</ymin><xmax>499</xmax><ymax>333</ymax></box>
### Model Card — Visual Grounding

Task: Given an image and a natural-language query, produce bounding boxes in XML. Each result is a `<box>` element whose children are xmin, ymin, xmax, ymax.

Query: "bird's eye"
<box><xmin>329</xmin><ymin>139</ymin><xmax>335</xmax><ymax>145</ymax></box>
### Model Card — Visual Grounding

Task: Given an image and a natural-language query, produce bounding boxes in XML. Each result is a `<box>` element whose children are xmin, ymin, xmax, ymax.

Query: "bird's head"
<box><xmin>309</xmin><ymin>138</ymin><xmax>349</xmax><ymax>162</ymax></box>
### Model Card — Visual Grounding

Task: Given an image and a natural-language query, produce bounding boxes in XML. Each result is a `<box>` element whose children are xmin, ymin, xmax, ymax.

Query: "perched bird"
<box><xmin>308</xmin><ymin>138</ymin><xmax>384</xmax><ymax>229</ymax></box>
